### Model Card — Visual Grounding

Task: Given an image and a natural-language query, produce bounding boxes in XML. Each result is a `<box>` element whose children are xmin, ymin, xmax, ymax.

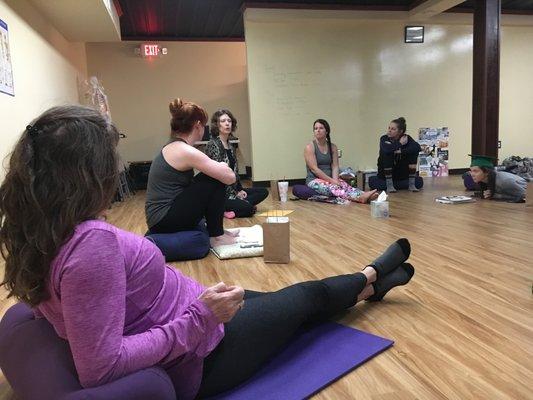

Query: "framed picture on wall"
<box><xmin>405</xmin><ymin>26</ymin><xmax>424</xmax><ymax>43</ymax></box>
<box><xmin>0</xmin><ymin>18</ymin><xmax>14</xmax><ymax>96</ymax></box>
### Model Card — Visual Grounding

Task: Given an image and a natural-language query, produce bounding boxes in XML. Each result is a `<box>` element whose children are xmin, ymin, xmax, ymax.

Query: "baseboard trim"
<box><xmin>248</xmin><ymin>170</ymin><xmax>468</xmax><ymax>185</ymax></box>
<box><xmin>449</xmin><ymin>168</ymin><xmax>469</xmax><ymax>175</ymax></box>
<box><xmin>252</xmin><ymin>178</ymin><xmax>306</xmax><ymax>187</ymax></box>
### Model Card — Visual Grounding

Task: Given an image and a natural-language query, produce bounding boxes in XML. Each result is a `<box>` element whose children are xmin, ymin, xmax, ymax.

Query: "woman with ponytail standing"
<box><xmin>304</xmin><ymin>119</ymin><xmax>378</xmax><ymax>203</ymax></box>
<box><xmin>145</xmin><ymin>99</ymin><xmax>238</xmax><ymax>247</ymax></box>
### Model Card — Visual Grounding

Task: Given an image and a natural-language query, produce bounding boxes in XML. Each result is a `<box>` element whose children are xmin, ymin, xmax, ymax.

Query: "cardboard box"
<box><xmin>357</xmin><ymin>170</ymin><xmax>378</xmax><ymax>191</ymax></box>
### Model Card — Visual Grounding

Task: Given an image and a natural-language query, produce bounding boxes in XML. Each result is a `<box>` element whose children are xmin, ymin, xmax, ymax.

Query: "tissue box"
<box><xmin>371</xmin><ymin>200</ymin><xmax>389</xmax><ymax>218</ymax></box>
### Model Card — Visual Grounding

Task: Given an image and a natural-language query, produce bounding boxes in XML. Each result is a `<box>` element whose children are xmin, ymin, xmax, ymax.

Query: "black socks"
<box><xmin>367</xmin><ymin>263</ymin><xmax>415</xmax><ymax>302</ymax></box>
<box><xmin>368</xmin><ymin>238</ymin><xmax>411</xmax><ymax>279</ymax></box>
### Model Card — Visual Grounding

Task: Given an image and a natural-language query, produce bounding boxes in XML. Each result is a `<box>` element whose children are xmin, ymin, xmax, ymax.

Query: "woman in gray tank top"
<box><xmin>303</xmin><ymin>119</ymin><xmax>378</xmax><ymax>203</ymax></box>
<box><xmin>145</xmin><ymin>99</ymin><xmax>239</xmax><ymax>247</ymax></box>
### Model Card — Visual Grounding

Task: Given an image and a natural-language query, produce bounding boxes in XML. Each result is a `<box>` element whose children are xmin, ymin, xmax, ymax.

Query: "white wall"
<box><xmin>3</xmin><ymin>2</ymin><xmax>528</xmax><ymax>183</ymax></box>
<box><xmin>0</xmin><ymin>0</ymin><xmax>87</xmax><ymax>179</ymax></box>
<box><xmin>245</xmin><ymin>9</ymin><xmax>533</xmax><ymax>180</ymax></box>
<box><xmin>500</xmin><ymin>26</ymin><xmax>533</xmax><ymax>159</ymax></box>
<box><xmin>86</xmin><ymin>41</ymin><xmax>251</xmax><ymax>171</ymax></box>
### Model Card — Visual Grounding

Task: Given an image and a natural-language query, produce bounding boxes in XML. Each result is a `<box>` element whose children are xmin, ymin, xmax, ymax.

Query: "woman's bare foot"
<box><xmin>224</xmin><ymin>229</ymin><xmax>240</xmax><ymax>237</ymax></box>
<box><xmin>210</xmin><ymin>233</ymin><xmax>237</xmax><ymax>247</ymax></box>
<box><xmin>355</xmin><ymin>189</ymin><xmax>378</xmax><ymax>204</ymax></box>
<box><xmin>224</xmin><ymin>211</ymin><xmax>236</xmax><ymax>219</ymax></box>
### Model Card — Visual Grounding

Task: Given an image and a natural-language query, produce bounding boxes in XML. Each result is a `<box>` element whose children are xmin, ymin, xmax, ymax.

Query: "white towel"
<box><xmin>211</xmin><ymin>225</ymin><xmax>264</xmax><ymax>260</ymax></box>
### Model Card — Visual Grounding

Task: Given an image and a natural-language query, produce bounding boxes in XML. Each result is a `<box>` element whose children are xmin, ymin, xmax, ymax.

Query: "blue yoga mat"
<box><xmin>209</xmin><ymin>322</ymin><xmax>394</xmax><ymax>400</ymax></box>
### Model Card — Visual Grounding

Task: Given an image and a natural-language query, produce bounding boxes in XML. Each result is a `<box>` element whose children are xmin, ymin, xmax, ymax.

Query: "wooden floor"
<box><xmin>1</xmin><ymin>176</ymin><xmax>532</xmax><ymax>399</ymax></box>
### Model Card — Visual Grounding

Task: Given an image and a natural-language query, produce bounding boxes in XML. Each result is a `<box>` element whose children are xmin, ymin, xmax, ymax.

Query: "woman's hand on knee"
<box><xmin>199</xmin><ymin>282</ymin><xmax>245</xmax><ymax>323</ymax></box>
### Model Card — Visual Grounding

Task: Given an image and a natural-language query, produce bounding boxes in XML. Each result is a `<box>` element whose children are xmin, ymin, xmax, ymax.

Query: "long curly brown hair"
<box><xmin>0</xmin><ymin>105</ymin><xmax>119</xmax><ymax>306</ymax></box>
<box><xmin>210</xmin><ymin>109</ymin><xmax>238</xmax><ymax>137</ymax></box>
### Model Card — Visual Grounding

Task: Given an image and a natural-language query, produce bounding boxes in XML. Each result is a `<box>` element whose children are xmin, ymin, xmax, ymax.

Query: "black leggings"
<box><xmin>197</xmin><ymin>273</ymin><xmax>368</xmax><ymax>398</ymax></box>
<box><xmin>150</xmin><ymin>173</ymin><xmax>226</xmax><ymax>237</ymax></box>
<box><xmin>225</xmin><ymin>187</ymin><xmax>269</xmax><ymax>218</ymax></box>
<box><xmin>369</xmin><ymin>176</ymin><xmax>424</xmax><ymax>191</ymax></box>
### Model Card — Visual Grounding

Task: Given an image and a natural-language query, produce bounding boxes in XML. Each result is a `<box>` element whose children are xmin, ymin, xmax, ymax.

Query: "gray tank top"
<box><xmin>306</xmin><ymin>140</ymin><xmax>332</xmax><ymax>184</ymax></box>
<box><xmin>145</xmin><ymin>147</ymin><xmax>194</xmax><ymax>228</ymax></box>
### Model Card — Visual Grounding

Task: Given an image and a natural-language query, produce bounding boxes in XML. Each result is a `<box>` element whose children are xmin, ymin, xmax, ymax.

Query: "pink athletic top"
<box><xmin>35</xmin><ymin>220</ymin><xmax>224</xmax><ymax>399</ymax></box>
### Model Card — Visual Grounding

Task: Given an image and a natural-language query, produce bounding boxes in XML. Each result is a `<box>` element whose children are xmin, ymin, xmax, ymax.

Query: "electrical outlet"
<box><xmin>498</xmin><ymin>140</ymin><xmax>501</xmax><ymax>149</ymax></box>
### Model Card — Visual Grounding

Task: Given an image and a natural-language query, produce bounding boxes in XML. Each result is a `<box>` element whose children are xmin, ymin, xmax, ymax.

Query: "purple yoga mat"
<box><xmin>209</xmin><ymin>322</ymin><xmax>394</xmax><ymax>400</ymax></box>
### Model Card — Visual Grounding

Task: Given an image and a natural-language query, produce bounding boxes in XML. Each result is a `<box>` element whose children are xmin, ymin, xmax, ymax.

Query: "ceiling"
<box><xmin>116</xmin><ymin>0</ymin><xmax>533</xmax><ymax>41</ymax></box>
<box><xmin>458</xmin><ymin>0</ymin><xmax>533</xmax><ymax>13</ymax></box>
<box><xmin>26</xmin><ymin>0</ymin><xmax>121</xmax><ymax>41</ymax></box>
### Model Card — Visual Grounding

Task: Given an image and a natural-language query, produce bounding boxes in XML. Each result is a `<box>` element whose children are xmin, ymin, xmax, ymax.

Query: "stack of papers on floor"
<box><xmin>435</xmin><ymin>195</ymin><xmax>476</xmax><ymax>204</ymax></box>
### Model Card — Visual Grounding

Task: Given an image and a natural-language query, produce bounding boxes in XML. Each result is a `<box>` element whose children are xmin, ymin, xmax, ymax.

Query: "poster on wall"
<box><xmin>0</xmin><ymin>18</ymin><xmax>14</xmax><ymax>96</ymax></box>
<box><xmin>417</xmin><ymin>127</ymin><xmax>449</xmax><ymax>177</ymax></box>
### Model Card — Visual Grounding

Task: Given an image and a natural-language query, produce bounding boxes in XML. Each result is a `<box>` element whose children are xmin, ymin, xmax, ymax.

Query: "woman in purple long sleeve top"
<box><xmin>0</xmin><ymin>105</ymin><xmax>415</xmax><ymax>399</ymax></box>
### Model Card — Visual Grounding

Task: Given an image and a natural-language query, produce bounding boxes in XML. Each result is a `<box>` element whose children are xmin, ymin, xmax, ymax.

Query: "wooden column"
<box><xmin>471</xmin><ymin>0</ymin><xmax>501</xmax><ymax>158</ymax></box>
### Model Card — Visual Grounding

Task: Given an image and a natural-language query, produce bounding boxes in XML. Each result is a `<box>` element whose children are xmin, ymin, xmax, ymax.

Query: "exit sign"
<box><xmin>142</xmin><ymin>43</ymin><xmax>160</xmax><ymax>57</ymax></box>
<box><xmin>138</xmin><ymin>43</ymin><xmax>168</xmax><ymax>58</ymax></box>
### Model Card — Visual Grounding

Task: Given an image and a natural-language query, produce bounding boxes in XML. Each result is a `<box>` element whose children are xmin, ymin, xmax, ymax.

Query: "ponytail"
<box><xmin>326</xmin><ymin>133</ymin><xmax>333</xmax><ymax>166</ymax></box>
